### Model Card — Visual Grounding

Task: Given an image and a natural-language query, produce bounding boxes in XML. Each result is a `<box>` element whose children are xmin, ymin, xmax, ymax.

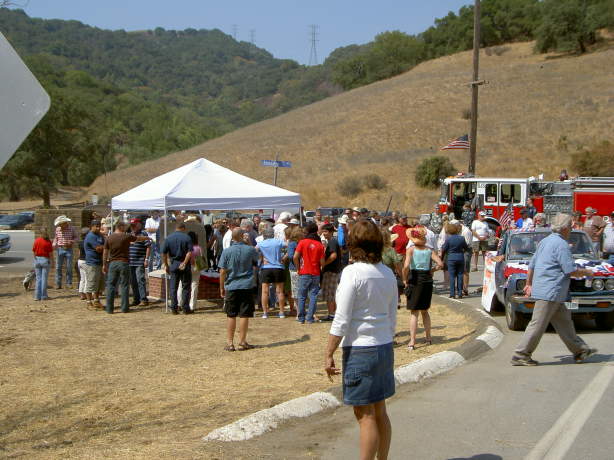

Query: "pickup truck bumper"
<box><xmin>510</xmin><ymin>295</ymin><xmax>614</xmax><ymax>314</ymax></box>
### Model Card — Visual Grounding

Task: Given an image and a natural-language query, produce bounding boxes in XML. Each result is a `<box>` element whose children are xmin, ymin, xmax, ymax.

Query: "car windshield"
<box><xmin>508</xmin><ymin>231</ymin><xmax>596</xmax><ymax>260</ymax></box>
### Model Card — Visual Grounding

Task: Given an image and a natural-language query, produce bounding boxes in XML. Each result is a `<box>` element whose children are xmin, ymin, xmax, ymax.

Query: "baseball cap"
<box><xmin>289</xmin><ymin>218</ymin><xmax>300</xmax><ymax>225</ymax></box>
<box><xmin>130</xmin><ymin>218</ymin><xmax>141</xmax><ymax>224</ymax></box>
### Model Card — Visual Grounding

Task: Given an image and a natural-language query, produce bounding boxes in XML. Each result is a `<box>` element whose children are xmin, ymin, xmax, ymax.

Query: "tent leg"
<box><xmin>164</xmin><ymin>208</ymin><xmax>169</xmax><ymax>313</ymax></box>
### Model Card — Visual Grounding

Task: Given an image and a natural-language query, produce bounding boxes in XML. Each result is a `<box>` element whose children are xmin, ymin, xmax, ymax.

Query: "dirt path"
<box><xmin>0</xmin><ymin>280</ymin><xmax>475</xmax><ymax>459</ymax></box>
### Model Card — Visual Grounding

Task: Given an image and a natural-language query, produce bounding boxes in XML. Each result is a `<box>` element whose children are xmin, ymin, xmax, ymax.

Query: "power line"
<box><xmin>231</xmin><ymin>24</ymin><xmax>238</xmax><ymax>41</ymax></box>
<box><xmin>308</xmin><ymin>24</ymin><xmax>319</xmax><ymax>66</ymax></box>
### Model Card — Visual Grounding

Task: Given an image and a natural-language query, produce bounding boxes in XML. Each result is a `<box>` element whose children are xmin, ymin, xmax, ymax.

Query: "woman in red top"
<box><xmin>32</xmin><ymin>228</ymin><xmax>54</xmax><ymax>300</ymax></box>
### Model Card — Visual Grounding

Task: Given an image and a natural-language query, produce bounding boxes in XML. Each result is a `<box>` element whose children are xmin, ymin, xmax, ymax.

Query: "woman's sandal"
<box><xmin>237</xmin><ymin>343</ymin><xmax>255</xmax><ymax>351</ymax></box>
<box><xmin>224</xmin><ymin>344</ymin><xmax>236</xmax><ymax>352</ymax></box>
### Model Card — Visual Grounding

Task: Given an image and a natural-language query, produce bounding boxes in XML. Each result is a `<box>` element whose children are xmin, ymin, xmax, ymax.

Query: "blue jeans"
<box><xmin>106</xmin><ymin>261</ymin><xmax>130</xmax><ymax>313</ymax></box>
<box><xmin>130</xmin><ymin>265</ymin><xmax>148</xmax><ymax>304</ymax></box>
<box><xmin>34</xmin><ymin>256</ymin><xmax>50</xmax><ymax>300</ymax></box>
<box><xmin>297</xmin><ymin>274</ymin><xmax>320</xmax><ymax>322</ymax></box>
<box><xmin>55</xmin><ymin>248</ymin><xmax>73</xmax><ymax>287</ymax></box>
<box><xmin>448</xmin><ymin>257</ymin><xmax>464</xmax><ymax>296</ymax></box>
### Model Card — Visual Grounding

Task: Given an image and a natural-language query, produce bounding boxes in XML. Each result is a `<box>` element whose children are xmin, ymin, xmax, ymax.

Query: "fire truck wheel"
<box><xmin>505</xmin><ymin>299</ymin><xmax>528</xmax><ymax>331</ymax></box>
<box><xmin>595</xmin><ymin>312</ymin><xmax>614</xmax><ymax>331</ymax></box>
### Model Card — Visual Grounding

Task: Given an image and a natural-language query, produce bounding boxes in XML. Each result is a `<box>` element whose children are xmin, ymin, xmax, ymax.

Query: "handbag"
<box><xmin>194</xmin><ymin>254</ymin><xmax>208</xmax><ymax>271</ymax></box>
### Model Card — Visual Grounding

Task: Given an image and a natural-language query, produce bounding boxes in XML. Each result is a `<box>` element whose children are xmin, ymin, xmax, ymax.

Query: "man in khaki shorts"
<box><xmin>471</xmin><ymin>211</ymin><xmax>491</xmax><ymax>271</ymax></box>
<box><xmin>83</xmin><ymin>220</ymin><xmax>105</xmax><ymax>309</ymax></box>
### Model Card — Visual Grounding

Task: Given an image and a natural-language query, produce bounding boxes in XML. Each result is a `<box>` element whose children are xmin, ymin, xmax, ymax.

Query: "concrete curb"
<box><xmin>203</xmin><ymin>295</ymin><xmax>504</xmax><ymax>443</ymax></box>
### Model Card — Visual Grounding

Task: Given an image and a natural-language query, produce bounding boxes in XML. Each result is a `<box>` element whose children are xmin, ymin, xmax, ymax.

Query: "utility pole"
<box><xmin>231</xmin><ymin>24</ymin><xmax>238</xmax><ymax>41</ymax></box>
<box><xmin>308</xmin><ymin>25</ymin><xmax>319</xmax><ymax>66</ymax></box>
<box><xmin>249</xmin><ymin>29</ymin><xmax>256</xmax><ymax>58</ymax></box>
<box><xmin>469</xmin><ymin>0</ymin><xmax>482</xmax><ymax>175</ymax></box>
<box><xmin>273</xmin><ymin>153</ymin><xmax>279</xmax><ymax>186</ymax></box>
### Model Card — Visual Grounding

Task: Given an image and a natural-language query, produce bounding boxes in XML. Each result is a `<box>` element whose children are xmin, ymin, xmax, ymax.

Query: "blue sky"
<box><xmin>14</xmin><ymin>0</ymin><xmax>471</xmax><ymax>64</ymax></box>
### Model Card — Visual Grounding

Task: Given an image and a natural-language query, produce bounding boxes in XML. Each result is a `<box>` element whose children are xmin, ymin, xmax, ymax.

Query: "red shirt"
<box><xmin>391</xmin><ymin>224</ymin><xmax>410</xmax><ymax>255</ymax></box>
<box><xmin>296</xmin><ymin>238</ymin><xmax>325</xmax><ymax>276</ymax></box>
<box><xmin>33</xmin><ymin>237</ymin><xmax>53</xmax><ymax>258</ymax></box>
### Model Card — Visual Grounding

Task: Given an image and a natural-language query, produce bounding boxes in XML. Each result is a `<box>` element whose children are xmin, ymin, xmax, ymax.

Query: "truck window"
<box><xmin>485</xmin><ymin>184</ymin><xmax>498</xmax><ymax>203</ymax></box>
<box><xmin>500</xmin><ymin>184</ymin><xmax>521</xmax><ymax>203</ymax></box>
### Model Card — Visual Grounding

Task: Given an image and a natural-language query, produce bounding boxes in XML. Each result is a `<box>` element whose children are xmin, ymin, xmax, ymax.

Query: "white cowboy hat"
<box><xmin>54</xmin><ymin>215</ymin><xmax>72</xmax><ymax>226</ymax></box>
<box><xmin>338</xmin><ymin>215</ymin><xmax>350</xmax><ymax>225</ymax></box>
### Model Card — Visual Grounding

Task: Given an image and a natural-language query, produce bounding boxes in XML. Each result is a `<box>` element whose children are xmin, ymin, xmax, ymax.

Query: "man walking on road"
<box><xmin>511</xmin><ymin>213</ymin><xmax>598</xmax><ymax>366</ymax></box>
<box><xmin>219</xmin><ymin>228</ymin><xmax>259</xmax><ymax>351</ymax></box>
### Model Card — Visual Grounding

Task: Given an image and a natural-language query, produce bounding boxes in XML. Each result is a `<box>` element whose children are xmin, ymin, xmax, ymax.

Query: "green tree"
<box><xmin>570</xmin><ymin>141</ymin><xmax>614</xmax><ymax>176</ymax></box>
<box><xmin>535</xmin><ymin>0</ymin><xmax>603</xmax><ymax>53</ymax></box>
<box><xmin>415</xmin><ymin>156</ymin><xmax>457</xmax><ymax>189</ymax></box>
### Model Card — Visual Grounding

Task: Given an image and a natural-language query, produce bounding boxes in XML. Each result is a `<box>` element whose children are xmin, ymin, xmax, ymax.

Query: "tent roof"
<box><xmin>111</xmin><ymin>158</ymin><xmax>301</xmax><ymax>210</ymax></box>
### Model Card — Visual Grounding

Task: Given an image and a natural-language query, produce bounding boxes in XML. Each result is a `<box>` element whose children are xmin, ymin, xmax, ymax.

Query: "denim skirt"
<box><xmin>342</xmin><ymin>342</ymin><xmax>395</xmax><ymax>406</ymax></box>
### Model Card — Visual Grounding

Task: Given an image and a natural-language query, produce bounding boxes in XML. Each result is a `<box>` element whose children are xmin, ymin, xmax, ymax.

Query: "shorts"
<box><xmin>321</xmin><ymin>271</ymin><xmax>340</xmax><ymax>302</ymax></box>
<box><xmin>289</xmin><ymin>270</ymin><xmax>300</xmax><ymax>298</ymax></box>
<box><xmin>464</xmin><ymin>251</ymin><xmax>472</xmax><ymax>272</ymax></box>
<box><xmin>224</xmin><ymin>289</ymin><xmax>255</xmax><ymax>318</ymax></box>
<box><xmin>342</xmin><ymin>342</ymin><xmax>395</xmax><ymax>406</ymax></box>
<box><xmin>261</xmin><ymin>268</ymin><xmax>285</xmax><ymax>284</ymax></box>
<box><xmin>472</xmin><ymin>240</ymin><xmax>489</xmax><ymax>252</ymax></box>
<box><xmin>84</xmin><ymin>264</ymin><xmax>103</xmax><ymax>293</ymax></box>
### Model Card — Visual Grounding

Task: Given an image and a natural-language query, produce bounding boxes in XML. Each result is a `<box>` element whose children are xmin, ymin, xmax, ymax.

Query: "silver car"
<box><xmin>0</xmin><ymin>233</ymin><xmax>11</xmax><ymax>254</ymax></box>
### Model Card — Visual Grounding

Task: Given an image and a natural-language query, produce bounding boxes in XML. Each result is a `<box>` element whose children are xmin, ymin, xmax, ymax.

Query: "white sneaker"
<box><xmin>262</xmin><ymin>313</ymin><xmax>269</xmax><ymax>319</ymax></box>
<box><xmin>278</xmin><ymin>313</ymin><xmax>285</xmax><ymax>318</ymax></box>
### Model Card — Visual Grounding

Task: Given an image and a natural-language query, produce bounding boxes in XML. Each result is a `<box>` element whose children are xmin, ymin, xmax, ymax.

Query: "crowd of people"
<box><xmin>26</xmin><ymin>203</ymin><xmax>613</xmax><ymax>460</ymax></box>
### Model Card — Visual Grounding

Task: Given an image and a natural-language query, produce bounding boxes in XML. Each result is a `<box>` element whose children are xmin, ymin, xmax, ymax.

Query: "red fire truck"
<box><xmin>438</xmin><ymin>175</ymin><xmax>614</xmax><ymax>221</ymax></box>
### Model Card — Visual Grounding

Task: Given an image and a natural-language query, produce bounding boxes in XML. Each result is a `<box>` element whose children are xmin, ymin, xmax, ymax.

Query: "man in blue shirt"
<box><xmin>161</xmin><ymin>222</ymin><xmax>193</xmax><ymax>314</ymax></box>
<box><xmin>256</xmin><ymin>228</ymin><xmax>286</xmax><ymax>318</ymax></box>
<box><xmin>512</xmin><ymin>213</ymin><xmax>597</xmax><ymax>366</ymax></box>
<box><xmin>219</xmin><ymin>228</ymin><xmax>259</xmax><ymax>351</ymax></box>
<box><xmin>83</xmin><ymin>220</ymin><xmax>105</xmax><ymax>309</ymax></box>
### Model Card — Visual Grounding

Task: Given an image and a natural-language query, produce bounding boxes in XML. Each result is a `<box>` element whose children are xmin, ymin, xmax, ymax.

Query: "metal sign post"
<box><xmin>0</xmin><ymin>32</ymin><xmax>50</xmax><ymax>170</ymax></box>
<box><xmin>260</xmin><ymin>156</ymin><xmax>292</xmax><ymax>186</ymax></box>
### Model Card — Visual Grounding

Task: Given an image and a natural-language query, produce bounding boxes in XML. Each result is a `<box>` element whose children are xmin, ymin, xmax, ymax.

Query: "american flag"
<box><xmin>499</xmin><ymin>203</ymin><xmax>514</xmax><ymax>229</ymax></box>
<box><xmin>441</xmin><ymin>134</ymin><xmax>470</xmax><ymax>150</ymax></box>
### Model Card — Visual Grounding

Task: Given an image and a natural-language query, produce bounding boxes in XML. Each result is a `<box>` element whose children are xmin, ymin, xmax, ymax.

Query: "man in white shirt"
<box><xmin>274</xmin><ymin>212</ymin><xmax>292</xmax><ymax>242</ymax></box>
<box><xmin>222</xmin><ymin>219</ymin><xmax>239</xmax><ymax>250</ymax></box>
<box><xmin>202</xmin><ymin>210</ymin><xmax>214</xmax><ymax>226</ymax></box>
<box><xmin>471</xmin><ymin>211</ymin><xmax>491</xmax><ymax>271</ymax></box>
<box><xmin>145</xmin><ymin>211</ymin><xmax>161</xmax><ymax>270</ymax></box>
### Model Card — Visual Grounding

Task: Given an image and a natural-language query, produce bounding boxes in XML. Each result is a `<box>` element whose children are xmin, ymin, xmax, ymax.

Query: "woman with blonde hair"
<box><xmin>402</xmin><ymin>227</ymin><xmax>443</xmax><ymax>350</ymax></box>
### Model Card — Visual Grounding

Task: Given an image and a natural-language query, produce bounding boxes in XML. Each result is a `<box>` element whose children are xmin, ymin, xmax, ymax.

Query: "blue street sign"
<box><xmin>261</xmin><ymin>160</ymin><xmax>292</xmax><ymax>168</ymax></box>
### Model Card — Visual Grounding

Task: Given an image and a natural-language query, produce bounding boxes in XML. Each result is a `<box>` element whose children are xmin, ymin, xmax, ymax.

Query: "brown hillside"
<box><xmin>88</xmin><ymin>41</ymin><xmax>614</xmax><ymax>213</ymax></box>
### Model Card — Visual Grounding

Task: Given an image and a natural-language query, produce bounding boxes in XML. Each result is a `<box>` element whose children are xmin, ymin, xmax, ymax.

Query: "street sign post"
<box><xmin>261</xmin><ymin>156</ymin><xmax>292</xmax><ymax>186</ymax></box>
<box><xmin>0</xmin><ymin>32</ymin><xmax>51</xmax><ymax>170</ymax></box>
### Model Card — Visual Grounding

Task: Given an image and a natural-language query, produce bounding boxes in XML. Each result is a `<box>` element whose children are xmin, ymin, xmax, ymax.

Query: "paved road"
<box><xmin>0</xmin><ymin>230</ymin><xmax>34</xmax><ymax>277</ymax></box>
<box><xmin>234</xmin><ymin>267</ymin><xmax>614</xmax><ymax>460</ymax></box>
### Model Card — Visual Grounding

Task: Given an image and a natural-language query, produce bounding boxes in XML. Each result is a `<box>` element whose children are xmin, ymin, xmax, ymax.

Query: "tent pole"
<box><xmin>164</xmin><ymin>206</ymin><xmax>169</xmax><ymax>313</ymax></box>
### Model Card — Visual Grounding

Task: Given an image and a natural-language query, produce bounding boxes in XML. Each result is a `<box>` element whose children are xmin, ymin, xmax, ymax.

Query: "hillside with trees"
<box><xmin>1</xmin><ymin>1</ymin><xmax>613</xmax><ymax>206</ymax></box>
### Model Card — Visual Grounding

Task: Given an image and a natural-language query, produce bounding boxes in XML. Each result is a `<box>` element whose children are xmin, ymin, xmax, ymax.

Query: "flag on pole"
<box><xmin>499</xmin><ymin>202</ymin><xmax>514</xmax><ymax>229</ymax></box>
<box><xmin>441</xmin><ymin>134</ymin><xmax>470</xmax><ymax>150</ymax></box>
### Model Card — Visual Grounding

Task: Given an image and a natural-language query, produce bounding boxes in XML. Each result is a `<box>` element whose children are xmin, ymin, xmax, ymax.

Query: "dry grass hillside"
<box><xmin>88</xmin><ymin>40</ymin><xmax>614</xmax><ymax>213</ymax></box>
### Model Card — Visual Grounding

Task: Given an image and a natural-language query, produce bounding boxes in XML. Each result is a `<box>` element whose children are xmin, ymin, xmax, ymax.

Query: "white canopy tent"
<box><xmin>111</xmin><ymin>157</ymin><xmax>301</xmax><ymax>211</ymax></box>
<box><xmin>110</xmin><ymin>158</ymin><xmax>301</xmax><ymax>312</ymax></box>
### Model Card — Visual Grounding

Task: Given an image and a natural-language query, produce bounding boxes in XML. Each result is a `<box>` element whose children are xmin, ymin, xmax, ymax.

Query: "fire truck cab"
<box><xmin>439</xmin><ymin>176</ymin><xmax>529</xmax><ymax>220</ymax></box>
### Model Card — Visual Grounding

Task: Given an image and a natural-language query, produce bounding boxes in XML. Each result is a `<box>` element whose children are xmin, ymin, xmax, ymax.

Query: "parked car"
<box><xmin>18</xmin><ymin>211</ymin><xmax>35</xmax><ymax>224</ymax></box>
<box><xmin>487</xmin><ymin>229</ymin><xmax>614</xmax><ymax>331</ymax></box>
<box><xmin>0</xmin><ymin>214</ymin><xmax>31</xmax><ymax>230</ymax></box>
<box><xmin>0</xmin><ymin>233</ymin><xmax>11</xmax><ymax>254</ymax></box>
<box><xmin>304</xmin><ymin>210</ymin><xmax>316</xmax><ymax>222</ymax></box>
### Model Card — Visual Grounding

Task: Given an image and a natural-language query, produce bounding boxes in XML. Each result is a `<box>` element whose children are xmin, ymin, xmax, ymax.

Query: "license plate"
<box><xmin>564</xmin><ymin>301</ymin><xmax>579</xmax><ymax>310</ymax></box>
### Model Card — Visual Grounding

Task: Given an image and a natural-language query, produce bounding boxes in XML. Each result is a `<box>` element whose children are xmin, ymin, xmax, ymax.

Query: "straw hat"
<box><xmin>54</xmin><ymin>215</ymin><xmax>71</xmax><ymax>226</ymax></box>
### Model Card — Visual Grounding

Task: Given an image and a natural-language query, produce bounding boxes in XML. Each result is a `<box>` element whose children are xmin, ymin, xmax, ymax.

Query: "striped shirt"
<box><xmin>53</xmin><ymin>226</ymin><xmax>77</xmax><ymax>248</ymax></box>
<box><xmin>129</xmin><ymin>230</ymin><xmax>151</xmax><ymax>266</ymax></box>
